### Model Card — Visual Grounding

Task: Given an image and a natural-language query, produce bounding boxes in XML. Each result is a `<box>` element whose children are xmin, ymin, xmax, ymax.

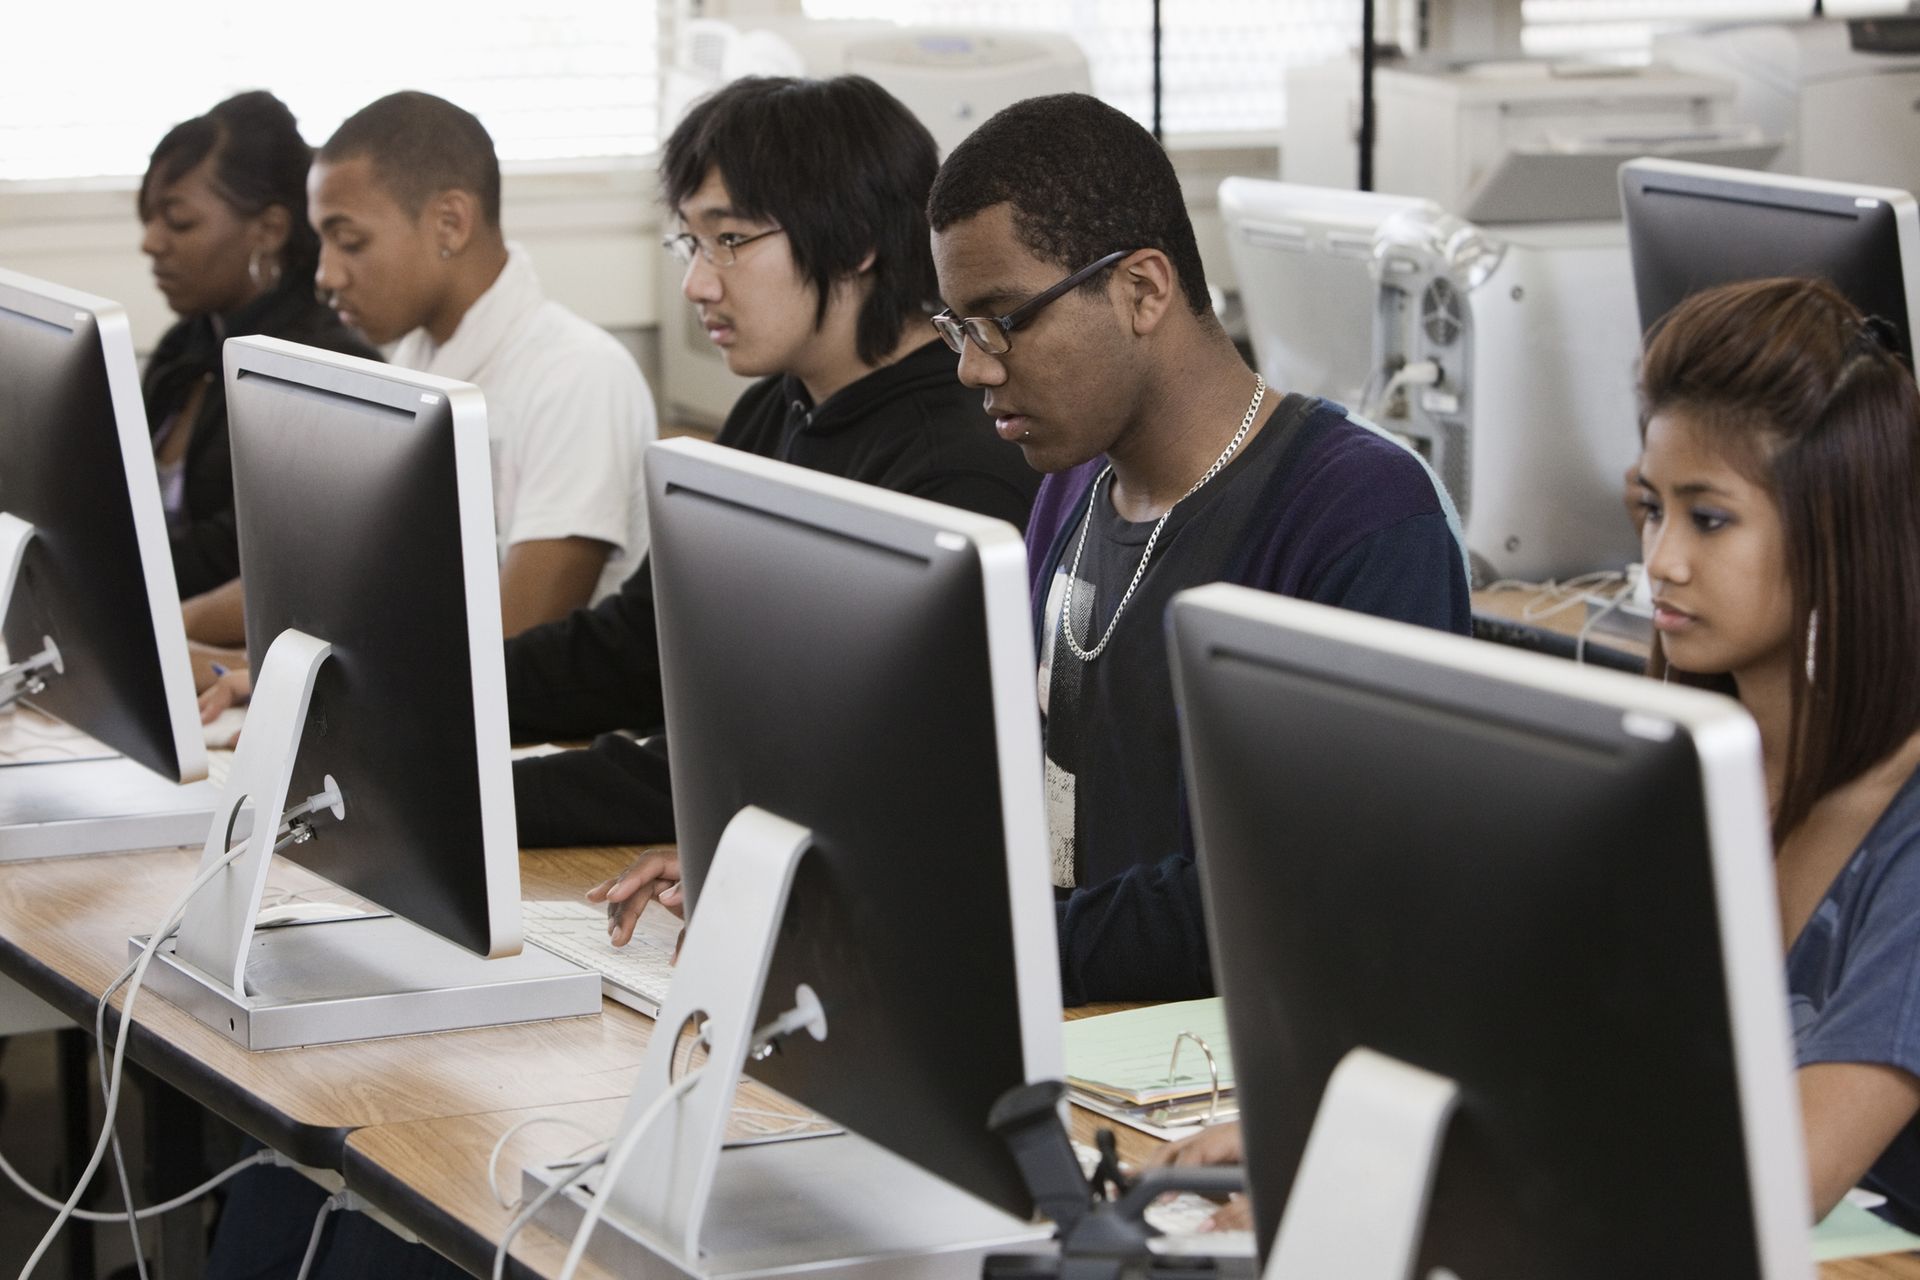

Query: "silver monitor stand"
<box><xmin>525</xmin><ymin>806</ymin><xmax>1050</xmax><ymax>1278</ymax></box>
<box><xmin>0</xmin><ymin>514</ymin><xmax>224</xmax><ymax>860</ymax></box>
<box><xmin>132</xmin><ymin>629</ymin><xmax>599</xmax><ymax>1050</ymax></box>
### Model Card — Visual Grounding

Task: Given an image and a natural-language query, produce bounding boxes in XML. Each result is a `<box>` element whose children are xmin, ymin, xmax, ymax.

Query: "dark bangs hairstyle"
<box><xmin>661</xmin><ymin>76</ymin><xmax>940</xmax><ymax>366</ymax></box>
<box><xmin>319</xmin><ymin>91</ymin><xmax>502</xmax><ymax>229</ymax></box>
<box><xmin>926</xmin><ymin>92</ymin><xmax>1212</xmax><ymax>318</ymax></box>
<box><xmin>1640</xmin><ymin>276</ymin><xmax>1920</xmax><ymax>845</ymax></box>
<box><xmin>139</xmin><ymin>90</ymin><xmax>321</xmax><ymax>292</ymax></box>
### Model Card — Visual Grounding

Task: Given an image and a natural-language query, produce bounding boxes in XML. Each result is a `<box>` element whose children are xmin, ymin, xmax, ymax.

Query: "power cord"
<box><xmin>293</xmin><ymin>1190</ymin><xmax>357</xmax><ymax>1280</ymax></box>
<box><xmin>1364</xmin><ymin>358</ymin><xmax>1443</xmax><ymax>420</ymax></box>
<box><xmin>554</xmin><ymin>988</ymin><xmax>829</xmax><ymax>1279</ymax></box>
<box><xmin>15</xmin><ymin>783</ymin><xmax>344</xmax><ymax>1280</ymax></box>
<box><xmin>555</xmin><ymin>1072</ymin><xmax>704</xmax><ymax>1280</ymax></box>
<box><xmin>0</xmin><ymin>1147</ymin><xmax>274</xmax><ymax>1223</ymax></box>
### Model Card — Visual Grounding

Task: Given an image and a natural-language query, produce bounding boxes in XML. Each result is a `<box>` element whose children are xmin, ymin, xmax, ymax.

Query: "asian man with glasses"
<box><xmin>505</xmin><ymin>74</ymin><xmax>1040</xmax><ymax>858</ymax></box>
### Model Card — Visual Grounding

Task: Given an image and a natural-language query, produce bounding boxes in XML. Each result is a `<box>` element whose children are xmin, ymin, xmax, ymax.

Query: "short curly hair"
<box><xmin>320</xmin><ymin>91</ymin><xmax>501</xmax><ymax>229</ymax></box>
<box><xmin>927</xmin><ymin>93</ymin><xmax>1211</xmax><ymax>316</ymax></box>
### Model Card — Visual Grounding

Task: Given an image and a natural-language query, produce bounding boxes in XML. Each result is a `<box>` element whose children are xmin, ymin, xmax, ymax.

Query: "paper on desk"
<box><xmin>1064</xmin><ymin>998</ymin><xmax>1235</xmax><ymax>1106</ymax></box>
<box><xmin>1813</xmin><ymin>1196</ymin><xmax>1920</xmax><ymax>1262</ymax></box>
<box><xmin>0</xmin><ymin>705</ymin><xmax>117</xmax><ymax>765</ymax></box>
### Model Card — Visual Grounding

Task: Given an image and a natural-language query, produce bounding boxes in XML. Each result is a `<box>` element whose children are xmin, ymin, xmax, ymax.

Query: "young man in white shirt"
<box><xmin>186</xmin><ymin>90</ymin><xmax>655</xmax><ymax>666</ymax></box>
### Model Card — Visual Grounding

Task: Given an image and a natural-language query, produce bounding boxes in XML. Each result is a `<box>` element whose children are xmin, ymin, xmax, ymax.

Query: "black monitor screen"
<box><xmin>0</xmin><ymin>285</ymin><xmax>186</xmax><ymax>779</ymax></box>
<box><xmin>1623</xmin><ymin>160</ymin><xmax>1914</xmax><ymax>368</ymax></box>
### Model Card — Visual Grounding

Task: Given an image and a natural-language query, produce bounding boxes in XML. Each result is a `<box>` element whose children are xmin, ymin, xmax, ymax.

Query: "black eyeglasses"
<box><xmin>931</xmin><ymin>249</ymin><xmax>1133</xmax><ymax>356</ymax></box>
<box><xmin>663</xmin><ymin>227</ymin><xmax>785</xmax><ymax>268</ymax></box>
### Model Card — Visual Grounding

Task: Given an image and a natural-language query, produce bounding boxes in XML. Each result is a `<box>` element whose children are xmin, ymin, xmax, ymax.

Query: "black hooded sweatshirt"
<box><xmin>505</xmin><ymin>337</ymin><xmax>1040</xmax><ymax>846</ymax></box>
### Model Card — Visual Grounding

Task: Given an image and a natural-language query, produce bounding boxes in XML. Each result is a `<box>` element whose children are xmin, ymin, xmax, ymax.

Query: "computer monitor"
<box><xmin>1168</xmin><ymin>584</ymin><xmax>1811</xmax><ymax>1280</ymax></box>
<box><xmin>1218</xmin><ymin>177</ymin><xmax>1441</xmax><ymax>409</ymax></box>
<box><xmin>0</xmin><ymin>268</ymin><xmax>217</xmax><ymax>858</ymax></box>
<box><xmin>525</xmin><ymin>437</ymin><xmax>1062</xmax><ymax>1275</ymax></box>
<box><xmin>1621</xmin><ymin>157</ymin><xmax>1920</xmax><ymax>368</ymax></box>
<box><xmin>139</xmin><ymin>336</ymin><xmax>597</xmax><ymax>1050</ymax></box>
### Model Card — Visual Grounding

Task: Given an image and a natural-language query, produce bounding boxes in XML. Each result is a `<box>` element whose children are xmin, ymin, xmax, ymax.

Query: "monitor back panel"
<box><xmin>1172</xmin><ymin>590</ymin><xmax>1781</xmax><ymax>1277</ymax></box>
<box><xmin>1623</xmin><ymin>159</ymin><xmax>1917</xmax><ymax>367</ymax></box>
<box><xmin>226</xmin><ymin>342</ymin><xmax>506</xmax><ymax>957</ymax></box>
<box><xmin>0</xmin><ymin>281</ymin><xmax>186</xmax><ymax>780</ymax></box>
<box><xmin>649</xmin><ymin>442</ymin><xmax>1046</xmax><ymax>1219</ymax></box>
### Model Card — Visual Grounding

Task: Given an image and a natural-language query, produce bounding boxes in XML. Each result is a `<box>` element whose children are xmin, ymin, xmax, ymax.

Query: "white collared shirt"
<box><xmin>388</xmin><ymin>244</ymin><xmax>656</xmax><ymax>602</ymax></box>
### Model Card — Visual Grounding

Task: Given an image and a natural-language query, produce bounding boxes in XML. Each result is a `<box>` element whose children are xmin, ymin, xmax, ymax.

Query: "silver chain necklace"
<box><xmin>1059</xmin><ymin>375</ymin><xmax>1267</xmax><ymax>662</ymax></box>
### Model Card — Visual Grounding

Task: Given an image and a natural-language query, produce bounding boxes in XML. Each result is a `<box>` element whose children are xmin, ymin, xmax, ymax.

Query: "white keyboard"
<box><xmin>522</xmin><ymin>898</ymin><xmax>679</xmax><ymax>1018</ymax></box>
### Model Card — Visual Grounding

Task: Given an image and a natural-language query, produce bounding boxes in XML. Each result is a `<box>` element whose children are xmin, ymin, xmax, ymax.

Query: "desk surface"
<box><xmin>342</xmin><ymin>991</ymin><xmax>1919</xmax><ymax>1280</ymax></box>
<box><xmin>0</xmin><ymin>842</ymin><xmax>1909</xmax><ymax>1278</ymax></box>
<box><xmin>0</xmin><ymin>845</ymin><xmax>658</xmax><ymax>1167</ymax></box>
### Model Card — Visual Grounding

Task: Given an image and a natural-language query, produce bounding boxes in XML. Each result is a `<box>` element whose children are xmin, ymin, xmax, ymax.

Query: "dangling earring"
<box><xmin>1805</xmin><ymin>609</ymin><xmax>1819</xmax><ymax>685</ymax></box>
<box><xmin>248</xmin><ymin>249</ymin><xmax>282</xmax><ymax>292</ymax></box>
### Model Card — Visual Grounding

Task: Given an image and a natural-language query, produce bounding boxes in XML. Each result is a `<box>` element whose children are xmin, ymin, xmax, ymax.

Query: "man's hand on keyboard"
<box><xmin>1144</xmin><ymin>1120</ymin><xmax>1250</xmax><ymax>1231</ymax></box>
<box><xmin>588</xmin><ymin>846</ymin><xmax>684</xmax><ymax>948</ymax></box>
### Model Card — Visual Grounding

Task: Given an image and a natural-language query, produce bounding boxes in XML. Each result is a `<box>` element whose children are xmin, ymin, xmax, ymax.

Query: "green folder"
<box><xmin>1064</xmin><ymin>998</ymin><xmax>1235</xmax><ymax>1108</ymax></box>
<box><xmin>1814</xmin><ymin>1197</ymin><xmax>1920</xmax><ymax>1263</ymax></box>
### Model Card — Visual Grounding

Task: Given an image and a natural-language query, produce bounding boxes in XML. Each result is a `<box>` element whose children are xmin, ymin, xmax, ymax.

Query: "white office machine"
<box><xmin>1222</xmin><ymin>177</ymin><xmax>1643</xmax><ymax>584</ymax></box>
<box><xmin>1283</xmin><ymin>57</ymin><xmax>1777</xmax><ymax>222</ymax></box>
<box><xmin>657</xmin><ymin>19</ymin><xmax>1092</xmax><ymax>426</ymax></box>
<box><xmin>1658</xmin><ymin>16</ymin><xmax>1920</xmax><ymax>194</ymax></box>
<box><xmin>1219</xmin><ymin>179</ymin><xmax>1441</xmax><ymax>410</ymax></box>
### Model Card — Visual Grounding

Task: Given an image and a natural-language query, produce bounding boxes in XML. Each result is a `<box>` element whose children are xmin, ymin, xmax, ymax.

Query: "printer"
<box><xmin>1283</xmin><ymin>56</ymin><xmax>1776</xmax><ymax>222</ymax></box>
<box><xmin>1657</xmin><ymin>16</ymin><xmax>1920</xmax><ymax>193</ymax></box>
<box><xmin>1257</xmin><ymin>53</ymin><xmax>1778</xmax><ymax>582</ymax></box>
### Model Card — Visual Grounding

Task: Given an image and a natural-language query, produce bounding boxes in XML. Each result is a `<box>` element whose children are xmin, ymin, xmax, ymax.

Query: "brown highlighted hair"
<box><xmin>1640</xmin><ymin>277</ymin><xmax>1920</xmax><ymax>845</ymax></box>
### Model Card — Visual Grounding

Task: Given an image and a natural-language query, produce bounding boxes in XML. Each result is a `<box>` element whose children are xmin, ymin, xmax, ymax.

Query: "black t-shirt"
<box><xmin>1039</xmin><ymin>393</ymin><xmax>1315</xmax><ymax>890</ymax></box>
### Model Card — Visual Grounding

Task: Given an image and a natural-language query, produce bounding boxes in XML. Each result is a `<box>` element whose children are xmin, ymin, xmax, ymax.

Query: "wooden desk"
<box><xmin>343</xmin><ymin>1077</ymin><xmax>1920</xmax><ymax>1280</ymax></box>
<box><xmin>0</xmin><ymin>845</ymin><xmax>651</xmax><ymax>1168</ymax></box>
<box><xmin>2</xmin><ymin>842</ymin><xmax>1911</xmax><ymax>1278</ymax></box>
<box><xmin>1472</xmin><ymin>582</ymin><xmax>1651</xmax><ymax>670</ymax></box>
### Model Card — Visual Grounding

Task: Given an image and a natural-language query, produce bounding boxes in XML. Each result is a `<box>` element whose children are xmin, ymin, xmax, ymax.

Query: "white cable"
<box><xmin>557</xmin><ymin>1070</ymin><xmax>704</xmax><ymax>1280</ymax></box>
<box><xmin>292</xmin><ymin>1191</ymin><xmax>349</xmax><ymax>1280</ymax></box>
<box><xmin>1364</xmin><ymin>358</ymin><xmax>1443</xmax><ymax>419</ymax></box>
<box><xmin>15</xmin><ymin>798</ymin><xmax>346</xmax><ymax>1279</ymax></box>
<box><xmin>486</xmin><ymin>1117</ymin><xmax>606</xmax><ymax>1210</ymax></box>
<box><xmin>15</xmin><ymin>841</ymin><xmax>249</xmax><ymax>1280</ymax></box>
<box><xmin>0</xmin><ymin>1147</ymin><xmax>272</xmax><ymax>1223</ymax></box>
<box><xmin>492</xmin><ymin>1149</ymin><xmax>607</xmax><ymax>1280</ymax></box>
<box><xmin>97</xmin><ymin>989</ymin><xmax>148</xmax><ymax>1280</ymax></box>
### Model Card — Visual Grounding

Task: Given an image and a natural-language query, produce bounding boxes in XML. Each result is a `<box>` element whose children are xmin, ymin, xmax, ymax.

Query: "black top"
<box><xmin>144</xmin><ymin>283</ymin><xmax>378</xmax><ymax>598</ymax></box>
<box><xmin>507</xmin><ymin>338</ymin><xmax>1040</xmax><ymax>846</ymax></box>
<box><xmin>1027</xmin><ymin>397</ymin><xmax>1472</xmax><ymax>1003</ymax></box>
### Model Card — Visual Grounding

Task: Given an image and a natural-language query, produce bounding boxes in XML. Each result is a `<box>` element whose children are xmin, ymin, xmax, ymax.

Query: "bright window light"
<box><xmin>0</xmin><ymin>2</ymin><xmax>659</xmax><ymax>182</ymax></box>
<box><xmin>802</xmin><ymin>0</ymin><xmax>1367</xmax><ymax>135</ymax></box>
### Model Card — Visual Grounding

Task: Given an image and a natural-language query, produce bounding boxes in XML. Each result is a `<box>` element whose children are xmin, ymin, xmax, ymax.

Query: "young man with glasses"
<box><xmin>510</xmin><ymin>75</ymin><xmax>1040</xmax><ymax>857</ymax></box>
<box><xmin>926</xmin><ymin>93</ymin><xmax>1472</xmax><ymax>1004</ymax></box>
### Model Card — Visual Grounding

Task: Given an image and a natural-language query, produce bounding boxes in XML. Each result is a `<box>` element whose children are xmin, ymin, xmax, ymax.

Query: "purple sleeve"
<box><xmin>1025</xmin><ymin>460</ymin><xmax>1104</xmax><ymax>606</ymax></box>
